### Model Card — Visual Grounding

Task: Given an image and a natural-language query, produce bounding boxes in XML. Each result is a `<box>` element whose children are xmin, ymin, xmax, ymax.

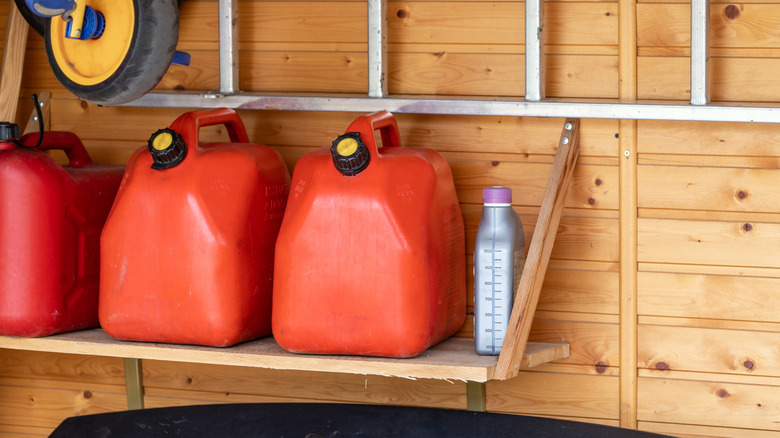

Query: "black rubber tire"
<box><xmin>44</xmin><ymin>0</ymin><xmax>179</xmax><ymax>105</ymax></box>
<box><xmin>14</xmin><ymin>0</ymin><xmax>46</xmax><ymax>37</ymax></box>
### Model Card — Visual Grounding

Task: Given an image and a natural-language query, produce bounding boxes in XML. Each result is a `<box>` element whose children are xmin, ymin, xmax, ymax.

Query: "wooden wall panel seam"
<box><xmin>618</xmin><ymin>0</ymin><xmax>638</xmax><ymax>425</ymax></box>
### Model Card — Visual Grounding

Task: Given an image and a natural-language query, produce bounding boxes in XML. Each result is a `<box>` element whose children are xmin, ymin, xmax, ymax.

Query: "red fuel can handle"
<box><xmin>171</xmin><ymin>107</ymin><xmax>250</xmax><ymax>144</ymax></box>
<box><xmin>13</xmin><ymin>131</ymin><xmax>94</xmax><ymax>167</ymax></box>
<box><xmin>361</xmin><ymin>110</ymin><xmax>402</xmax><ymax>153</ymax></box>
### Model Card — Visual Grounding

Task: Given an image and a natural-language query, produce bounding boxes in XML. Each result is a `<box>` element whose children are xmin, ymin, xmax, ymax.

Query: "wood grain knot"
<box><xmin>187</xmin><ymin>377</ymin><xmax>193</xmax><ymax>384</ymax></box>
<box><xmin>396</xmin><ymin>8</ymin><xmax>408</xmax><ymax>19</ymax></box>
<box><xmin>717</xmin><ymin>388</ymin><xmax>730</xmax><ymax>398</ymax></box>
<box><xmin>594</xmin><ymin>361</ymin><xmax>608</xmax><ymax>374</ymax></box>
<box><xmin>724</xmin><ymin>4</ymin><xmax>740</xmax><ymax>19</ymax></box>
<box><xmin>594</xmin><ymin>178</ymin><xmax>603</xmax><ymax>186</ymax></box>
<box><xmin>655</xmin><ymin>361</ymin><xmax>670</xmax><ymax>370</ymax></box>
<box><xmin>587</xmin><ymin>197</ymin><xmax>596</xmax><ymax>206</ymax></box>
<box><xmin>744</xmin><ymin>360</ymin><xmax>754</xmax><ymax>370</ymax></box>
<box><xmin>83</xmin><ymin>390</ymin><xmax>92</xmax><ymax>399</ymax></box>
<box><xmin>743</xmin><ymin>223</ymin><xmax>753</xmax><ymax>232</ymax></box>
<box><xmin>736</xmin><ymin>190</ymin><xmax>748</xmax><ymax>200</ymax></box>
<box><xmin>491</xmin><ymin>160</ymin><xmax>500</xmax><ymax>167</ymax></box>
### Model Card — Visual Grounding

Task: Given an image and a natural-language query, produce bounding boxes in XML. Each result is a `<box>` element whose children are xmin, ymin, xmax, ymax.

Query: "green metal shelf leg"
<box><xmin>124</xmin><ymin>358</ymin><xmax>144</xmax><ymax>410</ymax></box>
<box><xmin>466</xmin><ymin>381</ymin><xmax>487</xmax><ymax>412</ymax></box>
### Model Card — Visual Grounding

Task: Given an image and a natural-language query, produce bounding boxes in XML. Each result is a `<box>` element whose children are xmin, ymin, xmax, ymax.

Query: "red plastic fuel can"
<box><xmin>0</xmin><ymin>131</ymin><xmax>123</xmax><ymax>337</ymax></box>
<box><xmin>100</xmin><ymin>108</ymin><xmax>290</xmax><ymax>347</ymax></box>
<box><xmin>273</xmin><ymin>111</ymin><xmax>466</xmax><ymax>358</ymax></box>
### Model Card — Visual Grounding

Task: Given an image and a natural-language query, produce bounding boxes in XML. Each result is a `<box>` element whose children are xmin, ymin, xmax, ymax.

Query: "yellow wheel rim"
<box><xmin>49</xmin><ymin>0</ymin><xmax>135</xmax><ymax>86</ymax></box>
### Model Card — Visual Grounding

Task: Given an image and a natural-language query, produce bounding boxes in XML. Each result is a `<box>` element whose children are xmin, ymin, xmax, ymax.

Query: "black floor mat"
<box><xmin>49</xmin><ymin>402</ymin><xmax>671</xmax><ymax>437</ymax></box>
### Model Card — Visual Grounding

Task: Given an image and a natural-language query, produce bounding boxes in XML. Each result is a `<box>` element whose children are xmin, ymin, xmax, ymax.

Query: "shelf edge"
<box><xmin>0</xmin><ymin>331</ymin><xmax>568</xmax><ymax>382</ymax></box>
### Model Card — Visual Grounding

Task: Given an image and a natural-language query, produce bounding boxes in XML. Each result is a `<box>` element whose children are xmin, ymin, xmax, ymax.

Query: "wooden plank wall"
<box><xmin>0</xmin><ymin>0</ymin><xmax>779</xmax><ymax>436</ymax></box>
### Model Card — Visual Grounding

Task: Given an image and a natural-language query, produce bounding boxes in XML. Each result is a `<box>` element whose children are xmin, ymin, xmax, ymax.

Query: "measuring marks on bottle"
<box><xmin>475</xmin><ymin>229</ymin><xmax>512</xmax><ymax>355</ymax></box>
<box><xmin>481</xmin><ymin>244</ymin><xmax>507</xmax><ymax>354</ymax></box>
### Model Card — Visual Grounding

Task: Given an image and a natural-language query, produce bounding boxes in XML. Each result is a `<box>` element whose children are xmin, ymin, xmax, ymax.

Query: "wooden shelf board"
<box><xmin>0</xmin><ymin>329</ymin><xmax>568</xmax><ymax>383</ymax></box>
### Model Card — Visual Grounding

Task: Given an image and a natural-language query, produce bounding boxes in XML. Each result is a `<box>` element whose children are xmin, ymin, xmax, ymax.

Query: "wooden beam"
<box><xmin>493</xmin><ymin>118</ymin><xmax>580</xmax><ymax>380</ymax></box>
<box><xmin>0</xmin><ymin>2</ymin><xmax>29</xmax><ymax>123</ymax></box>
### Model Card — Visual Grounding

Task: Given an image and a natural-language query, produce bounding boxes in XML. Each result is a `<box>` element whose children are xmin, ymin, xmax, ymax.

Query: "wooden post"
<box><xmin>0</xmin><ymin>2</ymin><xmax>29</xmax><ymax>123</ymax></box>
<box><xmin>493</xmin><ymin>118</ymin><xmax>580</xmax><ymax>380</ymax></box>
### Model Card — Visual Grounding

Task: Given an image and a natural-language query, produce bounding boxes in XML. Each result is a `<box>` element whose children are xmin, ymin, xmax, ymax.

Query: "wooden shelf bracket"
<box><xmin>493</xmin><ymin>118</ymin><xmax>580</xmax><ymax>380</ymax></box>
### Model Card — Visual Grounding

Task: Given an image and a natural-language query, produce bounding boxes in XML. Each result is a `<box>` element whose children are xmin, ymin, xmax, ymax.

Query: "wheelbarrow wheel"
<box><xmin>44</xmin><ymin>0</ymin><xmax>179</xmax><ymax>105</ymax></box>
<box><xmin>13</xmin><ymin>0</ymin><xmax>45</xmax><ymax>36</ymax></box>
<box><xmin>15</xmin><ymin>0</ymin><xmax>184</xmax><ymax>37</ymax></box>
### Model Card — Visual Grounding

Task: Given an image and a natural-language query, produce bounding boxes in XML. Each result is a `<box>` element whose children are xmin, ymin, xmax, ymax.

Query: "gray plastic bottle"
<box><xmin>474</xmin><ymin>186</ymin><xmax>525</xmax><ymax>355</ymax></box>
